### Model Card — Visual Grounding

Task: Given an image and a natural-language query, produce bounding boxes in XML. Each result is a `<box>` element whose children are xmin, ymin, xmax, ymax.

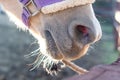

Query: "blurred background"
<box><xmin>0</xmin><ymin>0</ymin><xmax>119</xmax><ymax>80</ymax></box>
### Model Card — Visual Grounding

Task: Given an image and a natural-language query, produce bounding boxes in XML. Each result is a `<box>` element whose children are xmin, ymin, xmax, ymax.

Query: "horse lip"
<box><xmin>45</xmin><ymin>30</ymin><xmax>63</xmax><ymax>60</ymax></box>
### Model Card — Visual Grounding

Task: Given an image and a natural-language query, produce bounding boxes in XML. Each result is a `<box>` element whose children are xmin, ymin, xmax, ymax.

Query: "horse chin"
<box><xmin>57</xmin><ymin>42</ymin><xmax>90</xmax><ymax>61</ymax></box>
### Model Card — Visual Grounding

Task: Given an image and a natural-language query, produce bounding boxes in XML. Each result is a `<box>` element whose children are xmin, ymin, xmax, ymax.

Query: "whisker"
<box><xmin>32</xmin><ymin>54</ymin><xmax>46</xmax><ymax>68</ymax></box>
<box><xmin>26</xmin><ymin>44</ymin><xmax>62</xmax><ymax>75</ymax></box>
<box><xmin>25</xmin><ymin>40</ymin><xmax>38</xmax><ymax>51</ymax></box>
<box><xmin>89</xmin><ymin>45</ymin><xmax>94</xmax><ymax>50</ymax></box>
<box><xmin>24</xmin><ymin>48</ymin><xmax>40</xmax><ymax>58</ymax></box>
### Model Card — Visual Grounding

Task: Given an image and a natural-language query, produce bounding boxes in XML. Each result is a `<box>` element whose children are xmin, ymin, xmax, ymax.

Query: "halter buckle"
<box><xmin>23</xmin><ymin>0</ymin><xmax>39</xmax><ymax>16</ymax></box>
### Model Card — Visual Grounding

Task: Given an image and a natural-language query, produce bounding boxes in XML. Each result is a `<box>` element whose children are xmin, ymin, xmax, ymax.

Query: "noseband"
<box><xmin>19</xmin><ymin>0</ymin><xmax>95</xmax><ymax>26</ymax></box>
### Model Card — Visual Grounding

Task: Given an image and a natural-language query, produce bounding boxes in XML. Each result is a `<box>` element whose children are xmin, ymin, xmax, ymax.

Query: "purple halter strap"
<box><xmin>19</xmin><ymin>0</ymin><xmax>63</xmax><ymax>26</ymax></box>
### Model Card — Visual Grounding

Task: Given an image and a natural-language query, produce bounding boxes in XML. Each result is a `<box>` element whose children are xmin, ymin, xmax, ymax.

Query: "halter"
<box><xmin>19</xmin><ymin>0</ymin><xmax>95</xmax><ymax>26</ymax></box>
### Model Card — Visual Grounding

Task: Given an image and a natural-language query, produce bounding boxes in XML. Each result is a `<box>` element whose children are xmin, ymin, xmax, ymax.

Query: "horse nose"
<box><xmin>69</xmin><ymin>24</ymin><xmax>102</xmax><ymax>45</ymax></box>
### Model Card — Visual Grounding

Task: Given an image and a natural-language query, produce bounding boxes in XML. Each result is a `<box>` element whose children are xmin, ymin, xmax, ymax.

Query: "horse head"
<box><xmin>0</xmin><ymin>0</ymin><xmax>102</xmax><ymax>73</ymax></box>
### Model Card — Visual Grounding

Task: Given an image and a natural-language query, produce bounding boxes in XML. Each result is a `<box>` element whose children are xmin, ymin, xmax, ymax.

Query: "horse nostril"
<box><xmin>74</xmin><ymin>25</ymin><xmax>90</xmax><ymax>44</ymax></box>
<box><xmin>76</xmin><ymin>25</ymin><xmax>88</xmax><ymax>34</ymax></box>
<box><xmin>69</xmin><ymin>24</ymin><xmax>92</xmax><ymax>44</ymax></box>
<box><xmin>75</xmin><ymin>25</ymin><xmax>89</xmax><ymax>37</ymax></box>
